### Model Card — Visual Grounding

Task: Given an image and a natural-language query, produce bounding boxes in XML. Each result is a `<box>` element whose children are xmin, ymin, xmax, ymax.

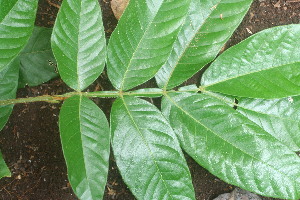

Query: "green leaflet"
<box><xmin>0</xmin><ymin>58</ymin><xmax>19</xmax><ymax>131</ymax></box>
<box><xmin>155</xmin><ymin>0</ymin><xmax>253</xmax><ymax>89</ymax></box>
<box><xmin>201</xmin><ymin>24</ymin><xmax>300</xmax><ymax>99</ymax></box>
<box><xmin>18</xmin><ymin>26</ymin><xmax>58</xmax><ymax>88</ymax></box>
<box><xmin>0</xmin><ymin>150</ymin><xmax>10</xmax><ymax>178</ymax></box>
<box><xmin>162</xmin><ymin>92</ymin><xmax>300</xmax><ymax>199</ymax></box>
<box><xmin>111</xmin><ymin>96</ymin><xmax>195</xmax><ymax>200</ymax></box>
<box><xmin>107</xmin><ymin>0</ymin><xmax>191</xmax><ymax>91</ymax></box>
<box><xmin>59</xmin><ymin>96</ymin><xmax>110</xmax><ymax>200</ymax></box>
<box><xmin>0</xmin><ymin>0</ymin><xmax>38</xmax><ymax>72</ymax></box>
<box><xmin>237</xmin><ymin>96</ymin><xmax>300</xmax><ymax>151</ymax></box>
<box><xmin>51</xmin><ymin>0</ymin><xmax>106</xmax><ymax>91</ymax></box>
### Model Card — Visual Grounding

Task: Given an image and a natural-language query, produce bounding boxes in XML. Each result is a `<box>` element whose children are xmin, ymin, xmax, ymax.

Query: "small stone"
<box><xmin>214</xmin><ymin>188</ymin><xmax>261</xmax><ymax>200</ymax></box>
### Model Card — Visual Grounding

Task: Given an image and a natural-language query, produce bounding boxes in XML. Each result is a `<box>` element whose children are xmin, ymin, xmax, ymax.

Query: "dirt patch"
<box><xmin>0</xmin><ymin>0</ymin><xmax>299</xmax><ymax>199</ymax></box>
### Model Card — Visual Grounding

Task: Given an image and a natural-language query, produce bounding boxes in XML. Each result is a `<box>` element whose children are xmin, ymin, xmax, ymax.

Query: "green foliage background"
<box><xmin>1</xmin><ymin>0</ymin><xmax>300</xmax><ymax>199</ymax></box>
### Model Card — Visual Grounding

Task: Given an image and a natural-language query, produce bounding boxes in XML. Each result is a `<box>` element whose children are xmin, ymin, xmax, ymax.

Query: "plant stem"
<box><xmin>0</xmin><ymin>92</ymin><xmax>76</xmax><ymax>106</ymax></box>
<box><xmin>0</xmin><ymin>88</ymin><xmax>202</xmax><ymax>106</ymax></box>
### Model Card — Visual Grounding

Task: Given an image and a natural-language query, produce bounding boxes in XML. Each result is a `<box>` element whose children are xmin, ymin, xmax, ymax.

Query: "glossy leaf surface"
<box><xmin>0</xmin><ymin>0</ymin><xmax>38</xmax><ymax>72</ymax></box>
<box><xmin>111</xmin><ymin>96</ymin><xmax>195</xmax><ymax>199</ymax></box>
<box><xmin>0</xmin><ymin>58</ymin><xmax>19</xmax><ymax>131</ymax></box>
<box><xmin>18</xmin><ymin>26</ymin><xmax>58</xmax><ymax>88</ymax></box>
<box><xmin>202</xmin><ymin>25</ymin><xmax>300</xmax><ymax>98</ymax></box>
<box><xmin>237</xmin><ymin>96</ymin><xmax>300</xmax><ymax>151</ymax></box>
<box><xmin>59</xmin><ymin>96</ymin><xmax>110</xmax><ymax>200</ymax></box>
<box><xmin>51</xmin><ymin>0</ymin><xmax>106</xmax><ymax>91</ymax></box>
<box><xmin>155</xmin><ymin>0</ymin><xmax>253</xmax><ymax>89</ymax></box>
<box><xmin>0</xmin><ymin>151</ymin><xmax>10</xmax><ymax>178</ymax></box>
<box><xmin>162</xmin><ymin>92</ymin><xmax>300</xmax><ymax>199</ymax></box>
<box><xmin>107</xmin><ymin>0</ymin><xmax>191</xmax><ymax>91</ymax></box>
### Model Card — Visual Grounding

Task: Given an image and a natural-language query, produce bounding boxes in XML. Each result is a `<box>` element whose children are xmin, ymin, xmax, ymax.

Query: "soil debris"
<box><xmin>111</xmin><ymin>0</ymin><xmax>129</xmax><ymax>20</ymax></box>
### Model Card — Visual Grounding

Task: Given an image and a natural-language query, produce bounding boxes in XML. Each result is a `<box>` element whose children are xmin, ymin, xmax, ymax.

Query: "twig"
<box><xmin>47</xmin><ymin>0</ymin><xmax>61</xmax><ymax>9</ymax></box>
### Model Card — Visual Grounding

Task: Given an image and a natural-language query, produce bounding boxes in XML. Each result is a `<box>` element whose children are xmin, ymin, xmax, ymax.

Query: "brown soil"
<box><xmin>0</xmin><ymin>0</ymin><xmax>300</xmax><ymax>199</ymax></box>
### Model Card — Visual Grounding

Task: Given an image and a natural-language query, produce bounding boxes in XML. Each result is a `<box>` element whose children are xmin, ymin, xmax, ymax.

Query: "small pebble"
<box><xmin>214</xmin><ymin>188</ymin><xmax>261</xmax><ymax>200</ymax></box>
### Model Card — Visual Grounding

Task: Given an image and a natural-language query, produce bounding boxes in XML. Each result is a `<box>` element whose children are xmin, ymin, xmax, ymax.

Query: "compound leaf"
<box><xmin>107</xmin><ymin>0</ymin><xmax>191</xmax><ymax>91</ymax></box>
<box><xmin>202</xmin><ymin>24</ymin><xmax>300</xmax><ymax>99</ymax></box>
<box><xmin>0</xmin><ymin>151</ymin><xmax>10</xmax><ymax>178</ymax></box>
<box><xmin>0</xmin><ymin>0</ymin><xmax>38</xmax><ymax>72</ymax></box>
<box><xmin>155</xmin><ymin>0</ymin><xmax>253</xmax><ymax>89</ymax></box>
<box><xmin>59</xmin><ymin>96</ymin><xmax>110</xmax><ymax>200</ymax></box>
<box><xmin>111</xmin><ymin>96</ymin><xmax>195</xmax><ymax>200</ymax></box>
<box><xmin>163</xmin><ymin>92</ymin><xmax>300</xmax><ymax>199</ymax></box>
<box><xmin>237</xmin><ymin>96</ymin><xmax>300</xmax><ymax>151</ymax></box>
<box><xmin>18</xmin><ymin>26</ymin><xmax>58</xmax><ymax>88</ymax></box>
<box><xmin>0</xmin><ymin>58</ymin><xmax>19</xmax><ymax>131</ymax></box>
<box><xmin>51</xmin><ymin>0</ymin><xmax>106</xmax><ymax>91</ymax></box>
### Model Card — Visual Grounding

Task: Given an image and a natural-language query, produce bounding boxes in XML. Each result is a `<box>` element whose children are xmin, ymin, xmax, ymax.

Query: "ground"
<box><xmin>0</xmin><ymin>0</ymin><xmax>300</xmax><ymax>199</ymax></box>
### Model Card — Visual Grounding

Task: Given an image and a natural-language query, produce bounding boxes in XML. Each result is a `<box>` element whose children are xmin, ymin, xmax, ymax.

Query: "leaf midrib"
<box><xmin>203</xmin><ymin>25</ymin><xmax>299</xmax><ymax>88</ymax></box>
<box><xmin>204</xmin><ymin>61</ymin><xmax>300</xmax><ymax>88</ymax></box>
<box><xmin>120</xmin><ymin>1</ymin><xmax>164</xmax><ymax>91</ymax></box>
<box><xmin>121</xmin><ymin>97</ymin><xmax>174</xmax><ymax>199</ymax></box>
<box><xmin>162</xmin><ymin>0</ymin><xmax>223</xmax><ymax>89</ymax></box>
<box><xmin>78</xmin><ymin>96</ymin><xmax>93</xmax><ymax>198</ymax></box>
<box><xmin>76</xmin><ymin>0</ymin><xmax>84</xmax><ymax>91</ymax></box>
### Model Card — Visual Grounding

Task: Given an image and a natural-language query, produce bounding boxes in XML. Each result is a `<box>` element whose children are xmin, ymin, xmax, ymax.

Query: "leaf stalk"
<box><xmin>0</xmin><ymin>87</ymin><xmax>202</xmax><ymax>106</ymax></box>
